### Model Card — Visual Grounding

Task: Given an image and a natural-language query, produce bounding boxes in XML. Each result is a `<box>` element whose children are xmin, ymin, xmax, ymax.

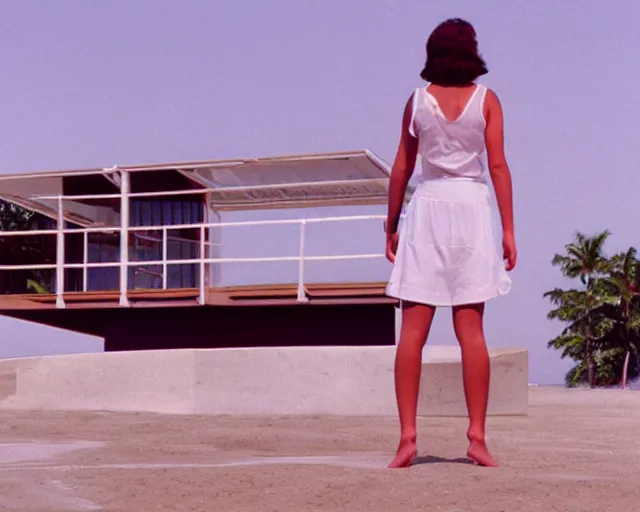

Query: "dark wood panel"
<box><xmin>130</xmin><ymin>170</ymin><xmax>203</xmax><ymax>195</ymax></box>
<box><xmin>63</xmin><ymin>174</ymin><xmax>119</xmax><ymax>197</ymax></box>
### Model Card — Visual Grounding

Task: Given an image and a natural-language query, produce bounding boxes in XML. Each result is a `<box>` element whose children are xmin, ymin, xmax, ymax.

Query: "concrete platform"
<box><xmin>0</xmin><ymin>346</ymin><xmax>528</xmax><ymax>416</ymax></box>
<box><xmin>1</xmin><ymin>387</ymin><xmax>638</xmax><ymax>511</ymax></box>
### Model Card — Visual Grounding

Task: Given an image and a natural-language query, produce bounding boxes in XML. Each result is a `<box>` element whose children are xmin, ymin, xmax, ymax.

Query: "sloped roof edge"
<box><xmin>0</xmin><ymin>149</ymin><xmax>390</xmax><ymax>181</ymax></box>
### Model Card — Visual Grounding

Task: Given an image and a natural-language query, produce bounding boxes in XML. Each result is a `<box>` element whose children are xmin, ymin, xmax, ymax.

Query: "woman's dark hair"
<box><xmin>420</xmin><ymin>18</ymin><xmax>488</xmax><ymax>86</ymax></box>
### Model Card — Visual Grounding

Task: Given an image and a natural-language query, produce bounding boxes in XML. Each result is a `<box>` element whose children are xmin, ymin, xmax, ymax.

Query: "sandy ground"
<box><xmin>0</xmin><ymin>386</ymin><xmax>638</xmax><ymax>512</ymax></box>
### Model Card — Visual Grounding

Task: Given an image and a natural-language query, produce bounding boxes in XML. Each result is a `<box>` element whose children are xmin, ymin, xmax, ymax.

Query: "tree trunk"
<box><xmin>585</xmin><ymin>340</ymin><xmax>596</xmax><ymax>389</ymax></box>
<box><xmin>587</xmin><ymin>359</ymin><xmax>596</xmax><ymax>388</ymax></box>
<box><xmin>621</xmin><ymin>351</ymin><xmax>631</xmax><ymax>390</ymax></box>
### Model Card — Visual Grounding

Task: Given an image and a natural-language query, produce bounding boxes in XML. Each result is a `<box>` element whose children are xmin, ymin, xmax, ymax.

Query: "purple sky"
<box><xmin>1</xmin><ymin>1</ymin><xmax>639</xmax><ymax>384</ymax></box>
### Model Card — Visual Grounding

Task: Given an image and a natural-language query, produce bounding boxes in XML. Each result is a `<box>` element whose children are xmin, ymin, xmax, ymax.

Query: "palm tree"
<box><xmin>544</xmin><ymin>230</ymin><xmax>619</xmax><ymax>387</ymax></box>
<box><xmin>546</xmin><ymin>232</ymin><xmax>640</xmax><ymax>388</ymax></box>
<box><xmin>545</xmin><ymin>284</ymin><xmax>617</xmax><ymax>387</ymax></box>
<box><xmin>598</xmin><ymin>247</ymin><xmax>640</xmax><ymax>387</ymax></box>
<box><xmin>551</xmin><ymin>230</ymin><xmax>611</xmax><ymax>286</ymax></box>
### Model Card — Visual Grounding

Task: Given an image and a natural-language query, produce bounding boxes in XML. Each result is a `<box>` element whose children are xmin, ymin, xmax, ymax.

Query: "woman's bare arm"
<box><xmin>484</xmin><ymin>89</ymin><xmax>514</xmax><ymax>238</ymax></box>
<box><xmin>484</xmin><ymin>88</ymin><xmax>516</xmax><ymax>269</ymax></box>
<box><xmin>385</xmin><ymin>96</ymin><xmax>419</xmax><ymax>234</ymax></box>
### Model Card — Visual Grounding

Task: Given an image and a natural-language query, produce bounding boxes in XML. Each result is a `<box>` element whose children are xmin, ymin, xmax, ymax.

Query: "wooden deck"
<box><xmin>0</xmin><ymin>282</ymin><xmax>395</xmax><ymax>310</ymax></box>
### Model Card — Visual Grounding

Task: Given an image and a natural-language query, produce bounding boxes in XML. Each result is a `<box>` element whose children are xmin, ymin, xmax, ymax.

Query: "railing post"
<box><xmin>119</xmin><ymin>170</ymin><xmax>130</xmax><ymax>307</ymax></box>
<box><xmin>198</xmin><ymin>225</ymin><xmax>205</xmax><ymax>305</ymax></box>
<box><xmin>297</xmin><ymin>220</ymin><xmax>309</xmax><ymax>303</ymax></box>
<box><xmin>162</xmin><ymin>228</ymin><xmax>168</xmax><ymax>290</ymax></box>
<box><xmin>208</xmin><ymin>206</ymin><xmax>222</xmax><ymax>287</ymax></box>
<box><xmin>82</xmin><ymin>231</ymin><xmax>89</xmax><ymax>292</ymax></box>
<box><xmin>55</xmin><ymin>196</ymin><xmax>66</xmax><ymax>309</ymax></box>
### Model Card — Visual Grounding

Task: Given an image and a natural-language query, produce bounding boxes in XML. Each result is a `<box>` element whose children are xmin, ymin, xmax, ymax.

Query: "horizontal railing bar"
<box><xmin>31</xmin><ymin>193</ymin><xmax>123</xmax><ymax>201</ymax></box>
<box><xmin>0</xmin><ymin>229</ymin><xmax>58</xmax><ymax>237</ymax></box>
<box><xmin>0</xmin><ymin>214</ymin><xmax>387</xmax><ymax>236</ymax></box>
<box><xmin>119</xmin><ymin>215</ymin><xmax>385</xmax><ymax>231</ymax></box>
<box><xmin>0</xmin><ymin>230</ymin><xmax>219</xmax><ymax>240</ymax></box>
<box><xmin>304</xmin><ymin>254</ymin><xmax>384</xmax><ymax>261</ymax></box>
<box><xmin>0</xmin><ymin>264</ymin><xmax>58</xmax><ymax>270</ymax></box>
<box><xmin>0</xmin><ymin>253</ymin><xmax>385</xmax><ymax>271</ymax></box>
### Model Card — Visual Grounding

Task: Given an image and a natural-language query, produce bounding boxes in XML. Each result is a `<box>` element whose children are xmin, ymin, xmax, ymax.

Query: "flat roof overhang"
<box><xmin>0</xmin><ymin>150</ymin><xmax>392</xmax><ymax>224</ymax></box>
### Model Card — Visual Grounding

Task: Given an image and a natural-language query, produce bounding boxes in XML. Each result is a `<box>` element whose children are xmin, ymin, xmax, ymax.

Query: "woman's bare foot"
<box><xmin>388</xmin><ymin>437</ymin><xmax>417</xmax><ymax>468</ymax></box>
<box><xmin>466</xmin><ymin>438</ymin><xmax>498</xmax><ymax>467</ymax></box>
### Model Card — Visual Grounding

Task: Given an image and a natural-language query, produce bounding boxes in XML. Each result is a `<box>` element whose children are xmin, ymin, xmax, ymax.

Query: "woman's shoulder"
<box><xmin>480</xmin><ymin>85</ymin><xmax>500</xmax><ymax>104</ymax></box>
<box><xmin>402</xmin><ymin>87</ymin><xmax>423</xmax><ymax>112</ymax></box>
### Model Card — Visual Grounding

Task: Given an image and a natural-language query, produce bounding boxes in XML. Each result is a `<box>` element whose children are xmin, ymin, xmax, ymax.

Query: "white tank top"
<box><xmin>409</xmin><ymin>84</ymin><xmax>488</xmax><ymax>184</ymax></box>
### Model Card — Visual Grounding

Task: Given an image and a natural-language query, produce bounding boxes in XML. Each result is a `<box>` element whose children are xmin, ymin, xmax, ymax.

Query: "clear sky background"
<box><xmin>0</xmin><ymin>1</ymin><xmax>639</xmax><ymax>383</ymax></box>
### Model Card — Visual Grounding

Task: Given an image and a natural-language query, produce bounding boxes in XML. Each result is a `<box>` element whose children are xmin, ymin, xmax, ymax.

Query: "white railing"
<box><xmin>0</xmin><ymin>168</ymin><xmax>393</xmax><ymax>307</ymax></box>
<box><xmin>0</xmin><ymin>208</ymin><xmax>387</xmax><ymax>308</ymax></box>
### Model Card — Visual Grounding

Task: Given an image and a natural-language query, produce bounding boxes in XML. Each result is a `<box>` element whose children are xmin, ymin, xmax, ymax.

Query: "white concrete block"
<box><xmin>0</xmin><ymin>345</ymin><xmax>528</xmax><ymax>417</ymax></box>
<box><xmin>193</xmin><ymin>347</ymin><xmax>396</xmax><ymax>415</ymax></box>
<box><xmin>3</xmin><ymin>351</ymin><xmax>195</xmax><ymax>414</ymax></box>
<box><xmin>418</xmin><ymin>346</ymin><xmax>529</xmax><ymax>416</ymax></box>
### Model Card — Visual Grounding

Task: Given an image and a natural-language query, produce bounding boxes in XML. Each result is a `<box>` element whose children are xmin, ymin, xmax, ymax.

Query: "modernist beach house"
<box><xmin>0</xmin><ymin>150</ymin><xmax>398</xmax><ymax>351</ymax></box>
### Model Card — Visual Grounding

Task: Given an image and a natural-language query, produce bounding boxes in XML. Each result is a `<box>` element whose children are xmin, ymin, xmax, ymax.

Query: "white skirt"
<box><xmin>386</xmin><ymin>179</ymin><xmax>511</xmax><ymax>307</ymax></box>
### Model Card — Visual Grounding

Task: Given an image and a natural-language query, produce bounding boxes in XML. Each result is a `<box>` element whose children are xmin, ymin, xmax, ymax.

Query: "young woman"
<box><xmin>385</xmin><ymin>18</ymin><xmax>517</xmax><ymax>468</ymax></box>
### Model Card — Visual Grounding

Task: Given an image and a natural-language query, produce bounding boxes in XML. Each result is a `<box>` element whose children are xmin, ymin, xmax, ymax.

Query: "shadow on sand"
<box><xmin>410</xmin><ymin>455</ymin><xmax>475</xmax><ymax>467</ymax></box>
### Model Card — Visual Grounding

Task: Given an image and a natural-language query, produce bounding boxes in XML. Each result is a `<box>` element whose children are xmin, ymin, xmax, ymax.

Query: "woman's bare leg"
<box><xmin>452</xmin><ymin>303</ymin><xmax>498</xmax><ymax>467</ymax></box>
<box><xmin>388</xmin><ymin>301</ymin><xmax>436</xmax><ymax>468</ymax></box>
